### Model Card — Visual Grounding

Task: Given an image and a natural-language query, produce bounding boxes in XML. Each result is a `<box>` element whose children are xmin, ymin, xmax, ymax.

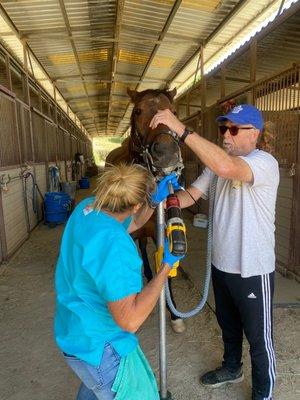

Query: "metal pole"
<box><xmin>156</xmin><ymin>202</ymin><xmax>171</xmax><ymax>400</ymax></box>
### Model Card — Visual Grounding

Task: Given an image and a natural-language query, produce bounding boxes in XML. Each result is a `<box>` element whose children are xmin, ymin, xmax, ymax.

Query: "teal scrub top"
<box><xmin>54</xmin><ymin>197</ymin><xmax>143</xmax><ymax>367</ymax></box>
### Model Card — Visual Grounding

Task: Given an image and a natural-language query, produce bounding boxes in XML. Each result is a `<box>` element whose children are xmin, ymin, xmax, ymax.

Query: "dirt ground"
<box><xmin>0</xmin><ymin>211</ymin><xmax>299</xmax><ymax>400</ymax></box>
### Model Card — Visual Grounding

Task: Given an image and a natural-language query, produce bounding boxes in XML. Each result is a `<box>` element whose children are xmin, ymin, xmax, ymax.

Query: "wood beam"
<box><xmin>106</xmin><ymin>0</ymin><xmax>125</xmax><ymax>134</ymax></box>
<box><xmin>58</xmin><ymin>0</ymin><xmax>98</xmax><ymax>134</ymax></box>
<box><xmin>250</xmin><ymin>39</ymin><xmax>257</xmax><ymax>104</ymax></box>
<box><xmin>220</xmin><ymin>65</ymin><xmax>226</xmax><ymax>98</ymax></box>
<box><xmin>22</xmin><ymin>33</ymin><xmax>199</xmax><ymax>46</ymax></box>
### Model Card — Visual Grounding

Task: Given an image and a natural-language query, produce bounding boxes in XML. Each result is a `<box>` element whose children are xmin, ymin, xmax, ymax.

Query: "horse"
<box><xmin>106</xmin><ymin>87</ymin><xmax>186</xmax><ymax>333</ymax></box>
<box><xmin>106</xmin><ymin>88</ymin><xmax>182</xmax><ymax>172</ymax></box>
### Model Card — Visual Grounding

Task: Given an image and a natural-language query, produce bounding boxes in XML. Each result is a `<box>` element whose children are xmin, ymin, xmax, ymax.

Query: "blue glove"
<box><xmin>151</xmin><ymin>173</ymin><xmax>180</xmax><ymax>205</ymax></box>
<box><xmin>162</xmin><ymin>238</ymin><xmax>185</xmax><ymax>267</ymax></box>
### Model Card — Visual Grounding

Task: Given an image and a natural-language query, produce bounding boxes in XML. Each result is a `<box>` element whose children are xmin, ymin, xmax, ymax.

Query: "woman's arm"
<box><xmin>108</xmin><ymin>263</ymin><xmax>171</xmax><ymax>333</ymax></box>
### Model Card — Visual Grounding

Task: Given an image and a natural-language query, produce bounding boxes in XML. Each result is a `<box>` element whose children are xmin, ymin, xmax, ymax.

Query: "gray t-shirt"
<box><xmin>192</xmin><ymin>149</ymin><xmax>279</xmax><ymax>277</ymax></box>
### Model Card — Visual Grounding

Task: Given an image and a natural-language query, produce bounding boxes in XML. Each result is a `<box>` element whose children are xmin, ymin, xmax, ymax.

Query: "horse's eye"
<box><xmin>134</xmin><ymin>108</ymin><xmax>142</xmax><ymax>116</ymax></box>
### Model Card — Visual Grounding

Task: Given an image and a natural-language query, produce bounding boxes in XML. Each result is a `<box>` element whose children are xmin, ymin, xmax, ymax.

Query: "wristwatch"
<box><xmin>179</xmin><ymin>126</ymin><xmax>194</xmax><ymax>144</ymax></box>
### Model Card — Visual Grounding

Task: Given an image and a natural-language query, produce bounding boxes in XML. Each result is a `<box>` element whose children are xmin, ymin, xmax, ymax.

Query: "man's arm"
<box><xmin>183</xmin><ymin>133</ymin><xmax>253</xmax><ymax>183</ymax></box>
<box><xmin>176</xmin><ymin>186</ymin><xmax>203</xmax><ymax>208</ymax></box>
<box><xmin>150</xmin><ymin>110</ymin><xmax>253</xmax><ymax>183</ymax></box>
<box><xmin>108</xmin><ymin>263</ymin><xmax>171</xmax><ymax>333</ymax></box>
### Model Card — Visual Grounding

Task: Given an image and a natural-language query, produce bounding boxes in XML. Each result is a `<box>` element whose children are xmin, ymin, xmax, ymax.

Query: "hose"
<box><xmin>165</xmin><ymin>174</ymin><xmax>218</xmax><ymax>319</ymax></box>
<box><xmin>22</xmin><ymin>171</ymin><xmax>44</xmax><ymax>223</ymax></box>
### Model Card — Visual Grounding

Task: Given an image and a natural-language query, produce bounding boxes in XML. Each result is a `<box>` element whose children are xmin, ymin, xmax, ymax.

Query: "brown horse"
<box><xmin>106</xmin><ymin>87</ymin><xmax>186</xmax><ymax>332</ymax></box>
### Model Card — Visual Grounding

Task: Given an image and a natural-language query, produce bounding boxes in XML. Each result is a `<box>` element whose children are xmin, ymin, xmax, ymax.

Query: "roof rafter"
<box><xmin>58</xmin><ymin>0</ymin><xmax>98</xmax><ymax>134</ymax></box>
<box><xmin>106</xmin><ymin>0</ymin><xmax>126</xmax><ymax>134</ymax></box>
<box><xmin>167</xmin><ymin>0</ymin><xmax>250</xmax><ymax>85</ymax></box>
<box><xmin>20</xmin><ymin>32</ymin><xmax>200</xmax><ymax>45</ymax></box>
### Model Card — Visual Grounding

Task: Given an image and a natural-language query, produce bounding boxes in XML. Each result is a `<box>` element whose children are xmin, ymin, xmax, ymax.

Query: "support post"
<box><xmin>186</xmin><ymin>92</ymin><xmax>190</xmax><ymax>117</ymax></box>
<box><xmin>220</xmin><ymin>65</ymin><xmax>226</xmax><ymax>99</ymax></box>
<box><xmin>200</xmin><ymin>45</ymin><xmax>206</xmax><ymax>137</ymax></box>
<box><xmin>157</xmin><ymin>202</ymin><xmax>172</xmax><ymax>400</ymax></box>
<box><xmin>250</xmin><ymin>40</ymin><xmax>257</xmax><ymax>105</ymax></box>
<box><xmin>5</xmin><ymin>53</ymin><xmax>12</xmax><ymax>91</ymax></box>
<box><xmin>22</xmin><ymin>39</ymin><xmax>35</xmax><ymax>164</ymax></box>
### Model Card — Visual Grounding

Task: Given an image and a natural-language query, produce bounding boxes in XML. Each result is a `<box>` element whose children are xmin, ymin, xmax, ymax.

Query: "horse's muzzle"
<box><xmin>150</xmin><ymin>137</ymin><xmax>181</xmax><ymax>170</ymax></box>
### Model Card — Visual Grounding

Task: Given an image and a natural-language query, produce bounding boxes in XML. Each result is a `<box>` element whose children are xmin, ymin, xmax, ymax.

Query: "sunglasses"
<box><xmin>219</xmin><ymin>125</ymin><xmax>254</xmax><ymax>136</ymax></box>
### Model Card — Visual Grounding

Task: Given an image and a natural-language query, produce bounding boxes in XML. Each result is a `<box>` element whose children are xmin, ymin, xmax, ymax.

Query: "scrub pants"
<box><xmin>212</xmin><ymin>265</ymin><xmax>276</xmax><ymax>399</ymax></box>
<box><xmin>64</xmin><ymin>343</ymin><xmax>120</xmax><ymax>400</ymax></box>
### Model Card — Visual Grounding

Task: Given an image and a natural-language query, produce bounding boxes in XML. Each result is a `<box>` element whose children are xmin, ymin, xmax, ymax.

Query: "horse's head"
<box><xmin>127</xmin><ymin>88</ymin><xmax>183</xmax><ymax>175</ymax></box>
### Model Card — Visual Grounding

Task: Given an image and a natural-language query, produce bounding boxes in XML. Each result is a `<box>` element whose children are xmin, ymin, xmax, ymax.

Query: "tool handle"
<box><xmin>167</xmin><ymin>224</ymin><xmax>187</xmax><ymax>257</ymax></box>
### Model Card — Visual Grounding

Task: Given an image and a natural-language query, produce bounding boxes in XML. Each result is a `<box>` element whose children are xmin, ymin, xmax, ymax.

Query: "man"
<box><xmin>150</xmin><ymin>104</ymin><xmax>279</xmax><ymax>400</ymax></box>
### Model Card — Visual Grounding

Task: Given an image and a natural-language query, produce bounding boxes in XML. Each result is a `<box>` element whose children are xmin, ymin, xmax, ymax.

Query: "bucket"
<box><xmin>61</xmin><ymin>181</ymin><xmax>77</xmax><ymax>199</ymax></box>
<box><xmin>44</xmin><ymin>192</ymin><xmax>72</xmax><ymax>224</ymax></box>
<box><xmin>193</xmin><ymin>213</ymin><xmax>208</xmax><ymax>229</ymax></box>
<box><xmin>79</xmin><ymin>176</ymin><xmax>90</xmax><ymax>189</ymax></box>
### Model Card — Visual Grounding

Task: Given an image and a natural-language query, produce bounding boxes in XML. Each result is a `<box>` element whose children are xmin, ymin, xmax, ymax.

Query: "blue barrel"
<box><xmin>79</xmin><ymin>176</ymin><xmax>90</xmax><ymax>189</ymax></box>
<box><xmin>44</xmin><ymin>192</ymin><xmax>72</xmax><ymax>224</ymax></box>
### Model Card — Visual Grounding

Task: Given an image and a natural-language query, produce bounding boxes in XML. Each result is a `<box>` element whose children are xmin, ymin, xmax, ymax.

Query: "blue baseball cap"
<box><xmin>216</xmin><ymin>104</ymin><xmax>264</xmax><ymax>131</ymax></box>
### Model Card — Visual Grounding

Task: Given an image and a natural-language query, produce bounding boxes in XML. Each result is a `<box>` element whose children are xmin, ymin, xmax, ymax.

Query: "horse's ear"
<box><xmin>167</xmin><ymin>87</ymin><xmax>177</xmax><ymax>100</ymax></box>
<box><xmin>127</xmin><ymin>88</ymin><xmax>139</xmax><ymax>102</ymax></box>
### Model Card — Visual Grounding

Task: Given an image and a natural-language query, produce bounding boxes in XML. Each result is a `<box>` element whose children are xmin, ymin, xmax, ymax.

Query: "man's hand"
<box><xmin>149</xmin><ymin>109</ymin><xmax>185</xmax><ymax>137</ymax></box>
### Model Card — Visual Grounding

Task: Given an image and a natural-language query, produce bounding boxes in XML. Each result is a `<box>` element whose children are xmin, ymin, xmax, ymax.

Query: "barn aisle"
<box><xmin>0</xmin><ymin>182</ymin><xmax>299</xmax><ymax>400</ymax></box>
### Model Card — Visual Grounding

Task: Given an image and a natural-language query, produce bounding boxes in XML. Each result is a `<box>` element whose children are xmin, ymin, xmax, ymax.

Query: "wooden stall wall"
<box><xmin>255</xmin><ymin>65</ymin><xmax>300</xmax><ymax>280</ymax></box>
<box><xmin>276</xmin><ymin>168</ymin><xmax>293</xmax><ymax>273</ymax></box>
<box><xmin>0</xmin><ymin>48</ymin><xmax>93</xmax><ymax>264</ymax></box>
<box><xmin>2</xmin><ymin>169</ymin><xmax>28</xmax><ymax>257</ymax></box>
<box><xmin>176</xmin><ymin>63</ymin><xmax>299</xmax><ymax>280</ymax></box>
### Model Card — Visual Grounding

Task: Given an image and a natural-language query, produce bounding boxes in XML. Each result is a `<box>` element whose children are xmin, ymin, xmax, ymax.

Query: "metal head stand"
<box><xmin>159</xmin><ymin>391</ymin><xmax>172</xmax><ymax>400</ymax></box>
<box><xmin>156</xmin><ymin>202</ymin><xmax>173</xmax><ymax>400</ymax></box>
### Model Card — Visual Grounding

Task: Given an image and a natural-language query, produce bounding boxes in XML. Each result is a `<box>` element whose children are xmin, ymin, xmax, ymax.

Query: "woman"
<box><xmin>54</xmin><ymin>163</ymin><xmax>183</xmax><ymax>400</ymax></box>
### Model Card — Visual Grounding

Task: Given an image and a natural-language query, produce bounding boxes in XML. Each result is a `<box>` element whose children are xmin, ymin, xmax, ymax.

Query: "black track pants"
<box><xmin>212</xmin><ymin>266</ymin><xmax>276</xmax><ymax>399</ymax></box>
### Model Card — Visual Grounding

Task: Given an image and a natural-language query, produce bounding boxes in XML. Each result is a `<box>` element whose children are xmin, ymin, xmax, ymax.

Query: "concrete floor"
<box><xmin>0</xmin><ymin>184</ymin><xmax>299</xmax><ymax>400</ymax></box>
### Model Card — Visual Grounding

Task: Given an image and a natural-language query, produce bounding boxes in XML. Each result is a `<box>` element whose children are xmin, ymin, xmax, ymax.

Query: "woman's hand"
<box><xmin>162</xmin><ymin>238</ymin><xmax>185</xmax><ymax>267</ymax></box>
<box><xmin>151</xmin><ymin>173</ymin><xmax>180</xmax><ymax>206</ymax></box>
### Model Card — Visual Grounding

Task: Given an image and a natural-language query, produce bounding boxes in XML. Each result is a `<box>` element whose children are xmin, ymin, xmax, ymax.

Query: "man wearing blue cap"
<box><xmin>150</xmin><ymin>104</ymin><xmax>279</xmax><ymax>400</ymax></box>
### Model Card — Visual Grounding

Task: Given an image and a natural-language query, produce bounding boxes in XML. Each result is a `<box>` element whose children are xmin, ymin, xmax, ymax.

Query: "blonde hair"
<box><xmin>257</xmin><ymin>121</ymin><xmax>276</xmax><ymax>154</ymax></box>
<box><xmin>94</xmin><ymin>163</ymin><xmax>156</xmax><ymax>213</ymax></box>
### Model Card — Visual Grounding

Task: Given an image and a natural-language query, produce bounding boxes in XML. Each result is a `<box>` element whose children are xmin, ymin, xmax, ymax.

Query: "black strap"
<box><xmin>179</xmin><ymin>126</ymin><xmax>193</xmax><ymax>144</ymax></box>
